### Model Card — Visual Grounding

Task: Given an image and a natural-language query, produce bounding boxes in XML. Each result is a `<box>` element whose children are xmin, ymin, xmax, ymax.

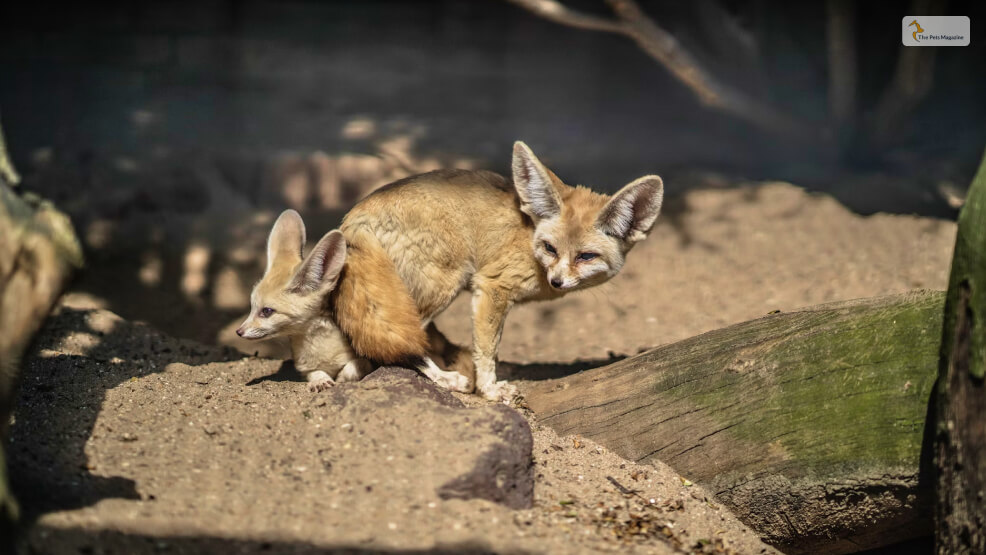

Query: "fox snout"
<box><xmin>548</xmin><ymin>275</ymin><xmax>577</xmax><ymax>290</ymax></box>
<box><xmin>544</xmin><ymin>258</ymin><xmax>582</xmax><ymax>291</ymax></box>
<box><xmin>235</xmin><ymin>319</ymin><xmax>270</xmax><ymax>340</ymax></box>
<box><xmin>236</xmin><ymin>324</ymin><xmax>259</xmax><ymax>339</ymax></box>
<box><xmin>236</xmin><ymin>328</ymin><xmax>269</xmax><ymax>340</ymax></box>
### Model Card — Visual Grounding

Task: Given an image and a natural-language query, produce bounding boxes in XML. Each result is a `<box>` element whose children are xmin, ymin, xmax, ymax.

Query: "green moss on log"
<box><xmin>940</xmin><ymin>149</ymin><xmax>986</xmax><ymax>380</ymax></box>
<box><xmin>525</xmin><ymin>291</ymin><xmax>944</xmax><ymax>553</ymax></box>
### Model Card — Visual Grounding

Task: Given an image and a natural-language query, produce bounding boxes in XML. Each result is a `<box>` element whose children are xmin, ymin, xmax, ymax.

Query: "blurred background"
<box><xmin>0</xmin><ymin>0</ymin><xmax>983</xmax><ymax>354</ymax></box>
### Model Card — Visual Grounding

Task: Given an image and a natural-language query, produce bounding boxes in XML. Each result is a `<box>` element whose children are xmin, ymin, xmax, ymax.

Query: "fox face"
<box><xmin>236</xmin><ymin>209</ymin><xmax>347</xmax><ymax>340</ymax></box>
<box><xmin>512</xmin><ymin>142</ymin><xmax>663</xmax><ymax>292</ymax></box>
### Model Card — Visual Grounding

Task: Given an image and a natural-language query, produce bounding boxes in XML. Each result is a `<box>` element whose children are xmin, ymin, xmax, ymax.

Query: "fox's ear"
<box><xmin>597</xmin><ymin>175</ymin><xmax>663</xmax><ymax>243</ymax></box>
<box><xmin>267</xmin><ymin>209</ymin><xmax>306</xmax><ymax>272</ymax></box>
<box><xmin>512</xmin><ymin>141</ymin><xmax>561</xmax><ymax>221</ymax></box>
<box><xmin>291</xmin><ymin>230</ymin><xmax>346</xmax><ymax>293</ymax></box>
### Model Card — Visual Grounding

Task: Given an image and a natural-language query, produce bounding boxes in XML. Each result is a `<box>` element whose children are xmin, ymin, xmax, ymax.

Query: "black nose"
<box><xmin>235</xmin><ymin>327</ymin><xmax>244</xmax><ymax>337</ymax></box>
<box><xmin>550</xmin><ymin>278</ymin><xmax>562</xmax><ymax>288</ymax></box>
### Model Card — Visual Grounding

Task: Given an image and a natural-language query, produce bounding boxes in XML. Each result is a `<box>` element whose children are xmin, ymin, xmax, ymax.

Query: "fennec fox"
<box><xmin>236</xmin><ymin>210</ymin><xmax>372</xmax><ymax>391</ymax></box>
<box><xmin>335</xmin><ymin>142</ymin><xmax>663</xmax><ymax>401</ymax></box>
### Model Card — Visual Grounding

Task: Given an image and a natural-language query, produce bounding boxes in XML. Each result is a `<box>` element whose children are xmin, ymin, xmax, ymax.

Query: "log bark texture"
<box><xmin>934</xmin><ymin>148</ymin><xmax>986</xmax><ymax>554</ymax></box>
<box><xmin>524</xmin><ymin>290</ymin><xmax>944</xmax><ymax>553</ymax></box>
<box><xmin>0</xmin><ymin>181</ymin><xmax>82</xmax><ymax>537</ymax></box>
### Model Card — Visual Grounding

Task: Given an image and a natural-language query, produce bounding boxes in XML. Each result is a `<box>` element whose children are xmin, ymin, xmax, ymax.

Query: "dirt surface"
<box><xmin>11</xmin><ymin>306</ymin><xmax>774</xmax><ymax>554</ymax></box>
<box><xmin>7</xmin><ymin>179</ymin><xmax>957</xmax><ymax>554</ymax></box>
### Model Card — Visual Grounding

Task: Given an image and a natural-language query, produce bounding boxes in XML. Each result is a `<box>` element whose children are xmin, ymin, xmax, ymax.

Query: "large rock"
<box><xmin>344</xmin><ymin>367</ymin><xmax>533</xmax><ymax>509</ymax></box>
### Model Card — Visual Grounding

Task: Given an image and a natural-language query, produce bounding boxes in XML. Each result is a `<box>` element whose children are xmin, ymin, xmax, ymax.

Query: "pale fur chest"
<box><xmin>289</xmin><ymin>319</ymin><xmax>358</xmax><ymax>377</ymax></box>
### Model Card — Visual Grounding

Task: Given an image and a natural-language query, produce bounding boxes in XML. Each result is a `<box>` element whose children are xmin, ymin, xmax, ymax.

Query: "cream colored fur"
<box><xmin>237</xmin><ymin>210</ymin><xmax>371</xmax><ymax>391</ymax></box>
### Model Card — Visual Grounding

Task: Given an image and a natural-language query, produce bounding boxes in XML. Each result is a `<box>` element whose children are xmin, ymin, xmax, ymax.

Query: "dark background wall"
<box><xmin>1</xmin><ymin>0</ymin><xmax>985</xmax><ymax>215</ymax></box>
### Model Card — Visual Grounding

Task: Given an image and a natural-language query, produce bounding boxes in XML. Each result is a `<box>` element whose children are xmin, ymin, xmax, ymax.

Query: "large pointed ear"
<box><xmin>512</xmin><ymin>141</ymin><xmax>562</xmax><ymax>221</ymax></box>
<box><xmin>597</xmin><ymin>176</ymin><xmax>664</xmax><ymax>243</ymax></box>
<box><xmin>267</xmin><ymin>209</ymin><xmax>306</xmax><ymax>272</ymax></box>
<box><xmin>290</xmin><ymin>230</ymin><xmax>347</xmax><ymax>293</ymax></box>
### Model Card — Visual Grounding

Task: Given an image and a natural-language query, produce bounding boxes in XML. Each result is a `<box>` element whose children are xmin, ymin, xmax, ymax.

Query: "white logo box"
<box><xmin>902</xmin><ymin>16</ymin><xmax>970</xmax><ymax>46</ymax></box>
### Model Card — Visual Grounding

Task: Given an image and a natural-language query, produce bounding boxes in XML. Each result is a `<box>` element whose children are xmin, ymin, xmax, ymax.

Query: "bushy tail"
<box><xmin>332</xmin><ymin>227</ymin><xmax>429</xmax><ymax>365</ymax></box>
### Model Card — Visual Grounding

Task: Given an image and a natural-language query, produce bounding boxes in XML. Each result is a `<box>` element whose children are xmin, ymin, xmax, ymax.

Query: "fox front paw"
<box><xmin>478</xmin><ymin>380</ymin><xmax>518</xmax><ymax>403</ymax></box>
<box><xmin>307</xmin><ymin>371</ymin><xmax>335</xmax><ymax>392</ymax></box>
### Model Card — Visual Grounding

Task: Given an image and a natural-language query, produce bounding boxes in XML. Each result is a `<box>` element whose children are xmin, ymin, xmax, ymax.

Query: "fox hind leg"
<box><xmin>336</xmin><ymin>358</ymin><xmax>373</xmax><ymax>383</ymax></box>
<box><xmin>425</xmin><ymin>323</ymin><xmax>475</xmax><ymax>391</ymax></box>
<box><xmin>416</xmin><ymin>356</ymin><xmax>471</xmax><ymax>392</ymax></box>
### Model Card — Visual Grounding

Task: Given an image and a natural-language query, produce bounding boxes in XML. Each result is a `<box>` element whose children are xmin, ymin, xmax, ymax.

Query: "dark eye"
<box><xmin>543</xmin><ymin>241</ymin><xmax>557</xmax><ymax>255</ymax></box>
<box><xmin>259</xmin><ymin>307</ymin><xmax>276</xmax><ymax>318</ymax></box>
<box><xmin>577</xmin><ymin>252</ymin><xmax>599</xmax><ymax>262</ymax></box>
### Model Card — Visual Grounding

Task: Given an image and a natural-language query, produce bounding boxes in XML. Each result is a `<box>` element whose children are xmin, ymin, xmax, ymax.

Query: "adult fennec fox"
<box><xmin>334</xmin><ymin>142</ymin><xmax>663</xmax><ymax>401</ymax></box>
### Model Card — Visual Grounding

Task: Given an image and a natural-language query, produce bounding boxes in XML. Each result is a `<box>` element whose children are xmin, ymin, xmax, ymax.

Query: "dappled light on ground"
<box><xmin>19</xmin><ymin>121</ymin><xmax>479</xmax><ymax>359</ymax></box>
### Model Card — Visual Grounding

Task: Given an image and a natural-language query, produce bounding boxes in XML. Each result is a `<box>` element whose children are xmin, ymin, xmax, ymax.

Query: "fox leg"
<box><xmin>471</xmin><ymin>287</ymin><xmax>517</xmax><ymax>402</ymax></box>
<box><xmin>416</xmin><ymin>357</ymin><xmax>471</xmax><ymax>392</ymax></box>
<box><xmin>336</xmin><ymin>358</ymin><xmax>373</xmax><ymax>383</ymax></box>
<box><xmin>426</xmin><ymin>323</ymin><xmax>476</xmax><ymax>391</ymax></box>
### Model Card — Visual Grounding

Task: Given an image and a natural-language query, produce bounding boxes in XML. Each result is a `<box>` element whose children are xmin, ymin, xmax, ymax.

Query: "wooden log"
<box><xmin>524</xmin><ymin>290</ymin><xmax>944</xmax><ymax>553</ymax></box>
<box><xmin>0</xmin><ymin>181</ymin><xmax>83</xmax><ymax>537</ymax></box>
<box><xmin>934</xmin><ymin>148</ymin><xmax>986</xmax><ymax>553</ymax></box>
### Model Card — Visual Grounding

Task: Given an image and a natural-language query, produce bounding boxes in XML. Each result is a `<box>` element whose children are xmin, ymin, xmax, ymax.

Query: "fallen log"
<box><xmin>524</xmin><ymin>290</ymin><xmax>944</xmax><ymax>553</ymax></box>
<box><xmin>0</xmin><ymin>179</ymin><xmax>83</xmax><ymax>539</ymax></box>
<box><xmin>934</xmin><ymin>148</ymin><xmax>986</xmax><ymax>553</ymax></box>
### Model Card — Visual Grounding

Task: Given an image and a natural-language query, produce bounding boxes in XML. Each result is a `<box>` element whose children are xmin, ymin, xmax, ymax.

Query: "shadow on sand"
<box><xmin>7</xmin><ymin>307</ymin><xmax>238</xmax><ymax>541</ymax></box>
<box><xmin>26</xmin><ymin>525</ymin><xmax>516</xmax><ymax>554</ymax></box>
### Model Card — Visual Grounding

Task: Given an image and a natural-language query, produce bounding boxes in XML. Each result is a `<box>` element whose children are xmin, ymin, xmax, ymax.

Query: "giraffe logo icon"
<box><xmin>909</xmin><ymin>20</ymin><xmax>925</xmax><ymax>41</ymax></box>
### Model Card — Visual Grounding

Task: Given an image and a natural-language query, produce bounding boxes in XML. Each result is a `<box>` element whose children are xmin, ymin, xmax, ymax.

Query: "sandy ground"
<box><xmin>11</xmin><ymin>306</ymin><xmax>774</xmax><ymax>555</ymax></box>
<box><xmin>7</xmin><ymin>179</ymin><xmax>957</xmax><ymax>554</ymax></box>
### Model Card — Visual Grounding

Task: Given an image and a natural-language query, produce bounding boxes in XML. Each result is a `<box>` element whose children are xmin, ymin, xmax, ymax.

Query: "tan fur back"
<box><xmin>332</xmin><ymin>227</ymin><xmax>430</xmax><ymax>364</ymax></box>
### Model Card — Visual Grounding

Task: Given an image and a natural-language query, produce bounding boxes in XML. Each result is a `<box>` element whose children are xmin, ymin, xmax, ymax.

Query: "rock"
<box><xmin>361</xmin><ymin>367</ymin><xmax>535</xmax><ymax>508</ymax></box>
<box><xmin>360</xmin><ymin>366</ymin><xmax>465</xmax><ymax>408</ymax></box>
<box><xmin>435</xmin><ymin>403</ymin><xmax>533</xmax><ymax>509</ymax></box>
<box><xmin>328</xmin><ymin>366</ymin><xmax>535</xmax><ymax>509</ymax></box>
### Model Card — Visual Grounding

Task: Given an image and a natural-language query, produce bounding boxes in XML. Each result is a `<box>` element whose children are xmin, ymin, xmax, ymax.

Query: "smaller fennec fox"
<box><xmin>335</xmin><ymin>142</ymin><xmax>664</xmax><ymax>401</ymax></box>
<box><xmin>236</xmin><ymin>210</ymin><xmax>372</xmax><ymax>391</ymax></box>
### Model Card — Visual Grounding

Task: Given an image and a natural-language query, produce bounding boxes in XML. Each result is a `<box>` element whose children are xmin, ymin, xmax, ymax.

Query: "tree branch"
<box><xmin>0</xmin><ymin>115</ymin><xmax>20</xmax><ymax>187</ymax></box>
<box><xmin>505</xmin><ymin>0</ymin><xmax>625</xmax><ymax>34</ymax></box>
<box><xmin>507</xmin><ymin>0</ymin><xmax>808</xmax><ymax>137</ymax></box>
